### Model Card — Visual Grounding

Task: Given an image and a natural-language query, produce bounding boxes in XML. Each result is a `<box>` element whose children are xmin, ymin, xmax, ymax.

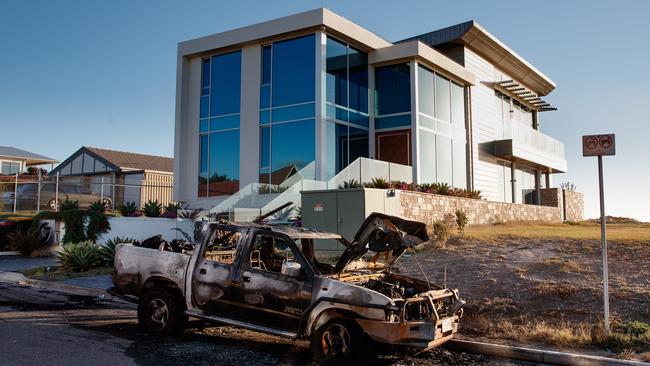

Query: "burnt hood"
<box><xmin>333</xmin><ymin>213</ymin><xmax>429</xmax><ymax>273</ymax></box>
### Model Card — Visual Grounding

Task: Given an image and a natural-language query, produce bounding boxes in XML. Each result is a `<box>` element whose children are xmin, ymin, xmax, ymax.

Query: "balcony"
<box><xmin>490</xmin><ymin>119</ymin><xmax>567</xmax><ymax>173</ymax></box>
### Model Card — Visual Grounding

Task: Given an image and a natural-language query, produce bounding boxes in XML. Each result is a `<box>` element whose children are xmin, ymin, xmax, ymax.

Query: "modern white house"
<box><xmin>173</xmin><ymin>8</ymin><xmax>566</xmax><ymax>214</ymax></box>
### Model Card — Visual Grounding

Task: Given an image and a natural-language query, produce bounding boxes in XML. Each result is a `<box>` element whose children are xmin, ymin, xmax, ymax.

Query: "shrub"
<box><xmin>60</xmin><ymin>199</ymin><xmax>80</xmax><ymax>211</ymax></box>
<box><xmin>162</xmin><ymin>202</ymin><xmax>182</xmax><ymax>219</ymax></box>
<box><xmin>118</xmin><ymin>201</ymin><xmax>139</xmax><ymax>217</ymax></box>
<box><xmin>36</xmin><ymin>205</ymin><xmax>110</xmax><ymax>244</ymax></box>
<box><xmin>455</xmin><ymin>209</ymin><xmax>468</xmax><ymax>236</ymax></box>
<box><xmin>7</xmin><ymin>225</ymin><xmax>44</xmax><ymax>256</ymax></box>
<box><xmin>338</xmin><ymin>179</ymin><xmax>361</xmax><ymax>189</ymax></box>
<box><xmin>432</xmin><ymin>182</ymin><xmax>450</xmax><ymax>195</ymax></box>
<box><xmin>100</xmin><ymin>236</ymin><xmax>135</xmax><ymax>266</ymax></box>
<box><xmin>142</xmin><ymin>200</ymin><xmax>163</xmax><ymax>217</ymax></box>
<box><xmin>433</xmin><ymin>213</ymin><xmax>455</xmax><ymax>247</ymax></box>
<box><xmin>88</xmin><ymin>200</ymin><xmax>107</xmax><ymax>213</ymax></box>
<box><xmin>58</xmin><ymin>241</ymin><xmax>103</xmax><ymax>272</ymax></box>
<box><xmin>364</xmin><ymin>177</ymin><xmax>390</xmax><ymax>189</ymax></box>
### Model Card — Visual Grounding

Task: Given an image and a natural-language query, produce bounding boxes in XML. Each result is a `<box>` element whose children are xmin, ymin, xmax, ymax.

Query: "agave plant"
<box><xmin>118</xmin><ymin>201</ymin><xmax>139</xmax><ymax>217</ymax></box>
<box><xmin>338</xmin><ymin>179</ymin><xmax>361</xmax><ymax>189</ymax></box>
<box><xmin>364</xmin><ymin>177</ymin><xmax>390</xmax><ymax>189</ymax></box>
<box><xmin>7</xmin><ymin>226</ymin><xmax>43</xmax><ymax>256</ymax></box>
<box><xmin>142</xmin><ymin>200</ymin><xmax>163</xmax><ymax>217</ymax></box>
<box><xmin>88</xmin><ymin>199</ymin><xmax>107</xmax><ymax>213</ymax></box>
<box><xmin>60</xmin><ymin>199</ymin><xmax>80</xmax><ymax>211</ymax></box>
<box><xmin>99</xmin><ymin>236</ymin><xmax>135</xmax><ymax>266</ymax></box>
<box><xmin>432</xmin><ymin>182</ymin><xmax>450</xmax><ymax>195</ymax></box>
<box><xmin>58</xmin><ymin>241</ymin><xmax>103</xmax><ymax>272</ymax></box>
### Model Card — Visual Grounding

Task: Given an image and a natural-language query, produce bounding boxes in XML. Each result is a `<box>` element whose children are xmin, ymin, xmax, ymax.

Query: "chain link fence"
<box><xmin>0</xmin><ymin>173</ymin><xmax>173</xmax><ymax>214</ymax></box>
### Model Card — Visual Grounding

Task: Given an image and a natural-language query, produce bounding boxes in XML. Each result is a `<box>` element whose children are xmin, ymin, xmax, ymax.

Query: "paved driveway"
<box><xmin>0</xmin><ymin>255</ymin><xmax>58</xmax><ymax>272</ymax></box>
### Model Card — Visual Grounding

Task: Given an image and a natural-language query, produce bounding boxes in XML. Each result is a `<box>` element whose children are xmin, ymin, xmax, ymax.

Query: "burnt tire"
<box><xmin>310</xmin><ymin>318</ymin><xmax>376</xmax><ymax>364</ymax></box>
<box><xmin>137</xmin><ymin>287</ymin><xmax>186</xmax><ymax>336</ymax></box>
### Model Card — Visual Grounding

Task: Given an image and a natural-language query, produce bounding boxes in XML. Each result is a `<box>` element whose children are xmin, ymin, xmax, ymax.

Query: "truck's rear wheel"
<box><xmin>310</xmin><ymin>318</ymin><xmax>376</xmax><ymax>364</ymax></box>
<box><xmin>138</xmin><ymin>287</ymin><xmax>186</xmax><ymax>336</ymax></box>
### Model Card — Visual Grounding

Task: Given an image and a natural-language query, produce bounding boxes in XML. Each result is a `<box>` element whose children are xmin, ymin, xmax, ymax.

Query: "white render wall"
<box><xmin>464</xmin><ymin>48</ymin><xmax>527</xmax><ymax>202</ymax></box>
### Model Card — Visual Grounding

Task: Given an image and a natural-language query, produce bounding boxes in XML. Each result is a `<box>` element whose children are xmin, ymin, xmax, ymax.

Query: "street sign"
<box><xmin>582</xmin><ymin>134</ymin><xmax>615</xmax><ymax>156</ymax></box>
<box><xmin>582</xmin><ymin>133</ymin><xmax>616</xmax><ymax>335</ymax></box>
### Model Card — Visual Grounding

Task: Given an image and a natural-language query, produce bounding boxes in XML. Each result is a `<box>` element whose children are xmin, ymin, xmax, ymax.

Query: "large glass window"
<box><xmin>263</xmin><ymin>120</ymin><xmax>315</xmax><ymax>185</ymax></box>
<box><xmin>259</xmin><ymin>35</ymin><xmax>317</xmax><ymax>185</ymax></box>
<box><xmin>325</xmin><ymin>122</ymin><xmax>369</xmax><ymax>178</ymax></box>
<box><xmin>198</xmin><ymin>50</ymin><xmax>242</xmax><ymax>197</ymax></box>
<box><xmin>416</xmin><ymin>64</ymin><xmax>467</xmax><ymax>188</ymax></box>
<box><xmin>326</xmin><ymin>36</ymin><xmax>368</xmax><ymax>128</ymax></box>
<box><xmin>436</xmin><ymin>135</ymin><xmax>452</xmax><ymax>185</ymax></box>
<box><xmin>451</xmin><ymin>82</ymin><xmax>465</xmax><ymax>125</ymax></box>
<box><xmin>271</xmin><ymin>34</ymin><xmax>315</xmax><ymax>107</ymax></box>
<box><xmin>208</xmin><ymin>130</ymin><xmax>240</xmax><ymax>196</ymax></box>
<box><xmin>434</xmin><ymin>74</ymin><xmax>451</xmax><ymax>123</ymax></box>
<box><xmin>375</xmin><ymin>63</ymin><xmax>410</xmax><ymax>117</ymax></box>
<box><xmin>325</xmin><ymin>36</ymin><xmax>369</xmax><ymax>178</ymax></box>
<box><xmin>210</xmin><ymin>51</ymin><xmax>241</xmax><ymax>117</ymax></box>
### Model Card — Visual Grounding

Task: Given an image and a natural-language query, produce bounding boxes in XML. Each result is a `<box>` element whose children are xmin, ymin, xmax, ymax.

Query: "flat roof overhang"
<box><xmin>178</xmin><ymin>8</ymin><xmax>392</xmax><ymax>57</ymax></box>
<box><xmin>460</xmin><ymin>23</ymin><xmax>556</xmax><ymax>96</ymax></box>
<box><xmin>488</xmin><ymin>139</ymin><xmax>567</xmax><ymax>173</ymax></box>
<box><xmin>369</xmin><ymin>41</ymin><xmax>475</xmax><ymax>86</ymax></box>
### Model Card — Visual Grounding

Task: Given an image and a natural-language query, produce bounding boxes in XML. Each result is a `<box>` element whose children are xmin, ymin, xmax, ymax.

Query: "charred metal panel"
<box><xmin>113</xmin><ymin>244</ymin><xmax>190</xmax><ymax>296</ymax></box>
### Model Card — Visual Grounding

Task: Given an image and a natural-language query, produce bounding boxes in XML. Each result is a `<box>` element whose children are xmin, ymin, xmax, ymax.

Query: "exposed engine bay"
<box><xmin>327</xmin><ymin>269</ymin><xmax>464</xmax><ymax>322</ymax></box>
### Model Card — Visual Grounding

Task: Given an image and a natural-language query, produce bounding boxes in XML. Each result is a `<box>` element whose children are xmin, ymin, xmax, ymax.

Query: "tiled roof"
<box><xmin>85</xmin><ymin>147</ymin><xmax>173</xmax><ymax>173</ymax></box>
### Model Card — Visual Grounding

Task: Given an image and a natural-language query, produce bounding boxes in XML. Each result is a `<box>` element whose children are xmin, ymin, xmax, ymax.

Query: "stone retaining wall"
<box><xmin>399</xmin><ymin>190</ymin><xmax>573</xmax><ymax>228</ymax></box>
<box><xmin>563</xmin><ymin>190</ymin><xmax>584</xmax><ymax>221</ymax></box>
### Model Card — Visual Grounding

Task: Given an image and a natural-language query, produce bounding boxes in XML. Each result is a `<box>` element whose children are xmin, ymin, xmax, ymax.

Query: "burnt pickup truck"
<box><xmin>110</xmin><ymin>213</ymin><xmax>465</xmax><ymax>362</ymax></box>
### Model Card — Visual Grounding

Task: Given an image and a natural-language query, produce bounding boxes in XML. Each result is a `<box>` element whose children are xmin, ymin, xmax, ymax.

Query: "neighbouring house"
<box><xmin>0</xmin><ymin>146</ymin><xmax>58</xmax><ymax>175</ymax></box>
<box><xmin>49</xmin><ymin>147</ymin><xmax>174</xmax><ymax>208</ymax></box>
<box><xmin>173</xmin><ymin>8</ymin><xmax>577</xmax><ymax>220</ymax></box>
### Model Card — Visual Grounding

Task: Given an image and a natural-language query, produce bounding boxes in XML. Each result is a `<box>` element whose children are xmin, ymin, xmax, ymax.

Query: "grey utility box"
<box><xmin>301</xmin><ymin>188</ymin><xmax>401</xmax><ymax>253</ymax></box>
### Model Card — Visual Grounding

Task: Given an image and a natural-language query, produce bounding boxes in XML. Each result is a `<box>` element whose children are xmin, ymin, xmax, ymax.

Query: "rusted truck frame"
<box><xmin>110</xmin><ymin>213</ymin><xmax>465</xmax><ymax>362</ymax></box>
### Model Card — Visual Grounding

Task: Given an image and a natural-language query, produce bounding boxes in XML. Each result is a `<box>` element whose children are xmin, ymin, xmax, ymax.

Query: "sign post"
<box><xmin>582</xmin><ymin>134</ymin><xmax>615</xmax><ymax>334</ymax></box>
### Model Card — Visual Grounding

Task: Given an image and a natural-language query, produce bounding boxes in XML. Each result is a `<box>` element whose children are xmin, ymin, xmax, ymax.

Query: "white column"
<box><xmin>315</xmin><ymin>32</ymin><xmax>327</xmax><ymax>181</ymax></box>
<box><xmin>410</xmin><ymin>60</ymin><xmax>419</xmax><ymax>183</ymax></box>
<box><xmin>239</xmin><ymin>45</ymin><xmax>262</xmax><ymax>187</ymax></box>
<box><xmin>368</xmin><ymin>65</ymin><xmax>376</xmax><ymax>159</ymax></box>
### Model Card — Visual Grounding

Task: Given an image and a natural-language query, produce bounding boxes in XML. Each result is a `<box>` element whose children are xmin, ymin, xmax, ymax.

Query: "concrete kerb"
<box><xmin>0</xmin><ymin>270</ymin><xmax>108</xmax><ymax>297</ymax></box>
<box><xmin>445</xmin><ymin>339</ymin><xmax>650</xmax><ymax>366</ymax></box>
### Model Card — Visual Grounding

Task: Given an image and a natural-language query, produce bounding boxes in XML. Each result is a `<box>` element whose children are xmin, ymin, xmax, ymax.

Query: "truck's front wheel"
<box><xmin>138</xmin><ymin>287</ymin><xmax>186</xmax><ymax>336</ymax></box>
<box><xmin>311</xmin><ymin>319</ymin><xmax>376</xmax><ymax>364</ymax></box>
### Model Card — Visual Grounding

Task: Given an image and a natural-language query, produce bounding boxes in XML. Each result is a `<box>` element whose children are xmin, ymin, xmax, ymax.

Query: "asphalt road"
<box><xmin>0</xmin><ymin>282</ymin><xmax>540</xmax><ymax>366</ymax></box>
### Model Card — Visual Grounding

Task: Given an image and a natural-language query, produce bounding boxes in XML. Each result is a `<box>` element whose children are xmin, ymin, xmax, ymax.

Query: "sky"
<box><xmin>1</xmin><ymin>0</ymin><xmax>649</xmax><ymax>221</ymax></box>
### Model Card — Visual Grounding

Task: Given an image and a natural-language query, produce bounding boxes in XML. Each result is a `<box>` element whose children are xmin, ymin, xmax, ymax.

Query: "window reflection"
<box><xmin>259</xmin><ymin>35</ymin><xmax>317</xmax><ymax>185</ymax></box>
<box><xmin>198</xmin><ymin>50</ymin><xmax>242</xmax><ymax>197</ymax></box>
<box><xmin>208</xmin><ymin>130</ymin><xmax>240</xmax><ymax>196</ymax></box>
<box><xmin>269</xmin><ymin>120</ymin><xmax>315</xmax><ymax>184</ymax></box>
<box><xmin>271</xmin><ymin>34</ymin><xmax>315</xmax><ymax>107</ymax></box>
<box><xmin>375</xmin><ymin>63</ymin><xmax>410</xmax><ymax>117</ymax></box>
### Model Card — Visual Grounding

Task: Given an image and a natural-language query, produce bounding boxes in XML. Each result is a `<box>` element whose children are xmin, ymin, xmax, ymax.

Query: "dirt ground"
<box><xmin>396</xmin><ymin>234</ymin><xmax>650</xmax><ymax>353</ymax></box>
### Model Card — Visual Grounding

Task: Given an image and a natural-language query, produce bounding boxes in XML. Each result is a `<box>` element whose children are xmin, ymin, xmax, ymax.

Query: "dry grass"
<box><xmin>466</xmin><ymin>315</ymin><xmax>650</xmax><ymax>354</ymax></box>
<box><xmin>539</xmin><ymin>257</ymin><xmax>591</xmax><ymax>273</ymax></box>
<box><xmin>533</xmin><ymin>282</ymin><xmax>579</xmax><ymax>298</ymax></box>
<box><xmin>465</xmin><ymin>222</ymin><xmax>650</xmax><ymax>243</ymax></box>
